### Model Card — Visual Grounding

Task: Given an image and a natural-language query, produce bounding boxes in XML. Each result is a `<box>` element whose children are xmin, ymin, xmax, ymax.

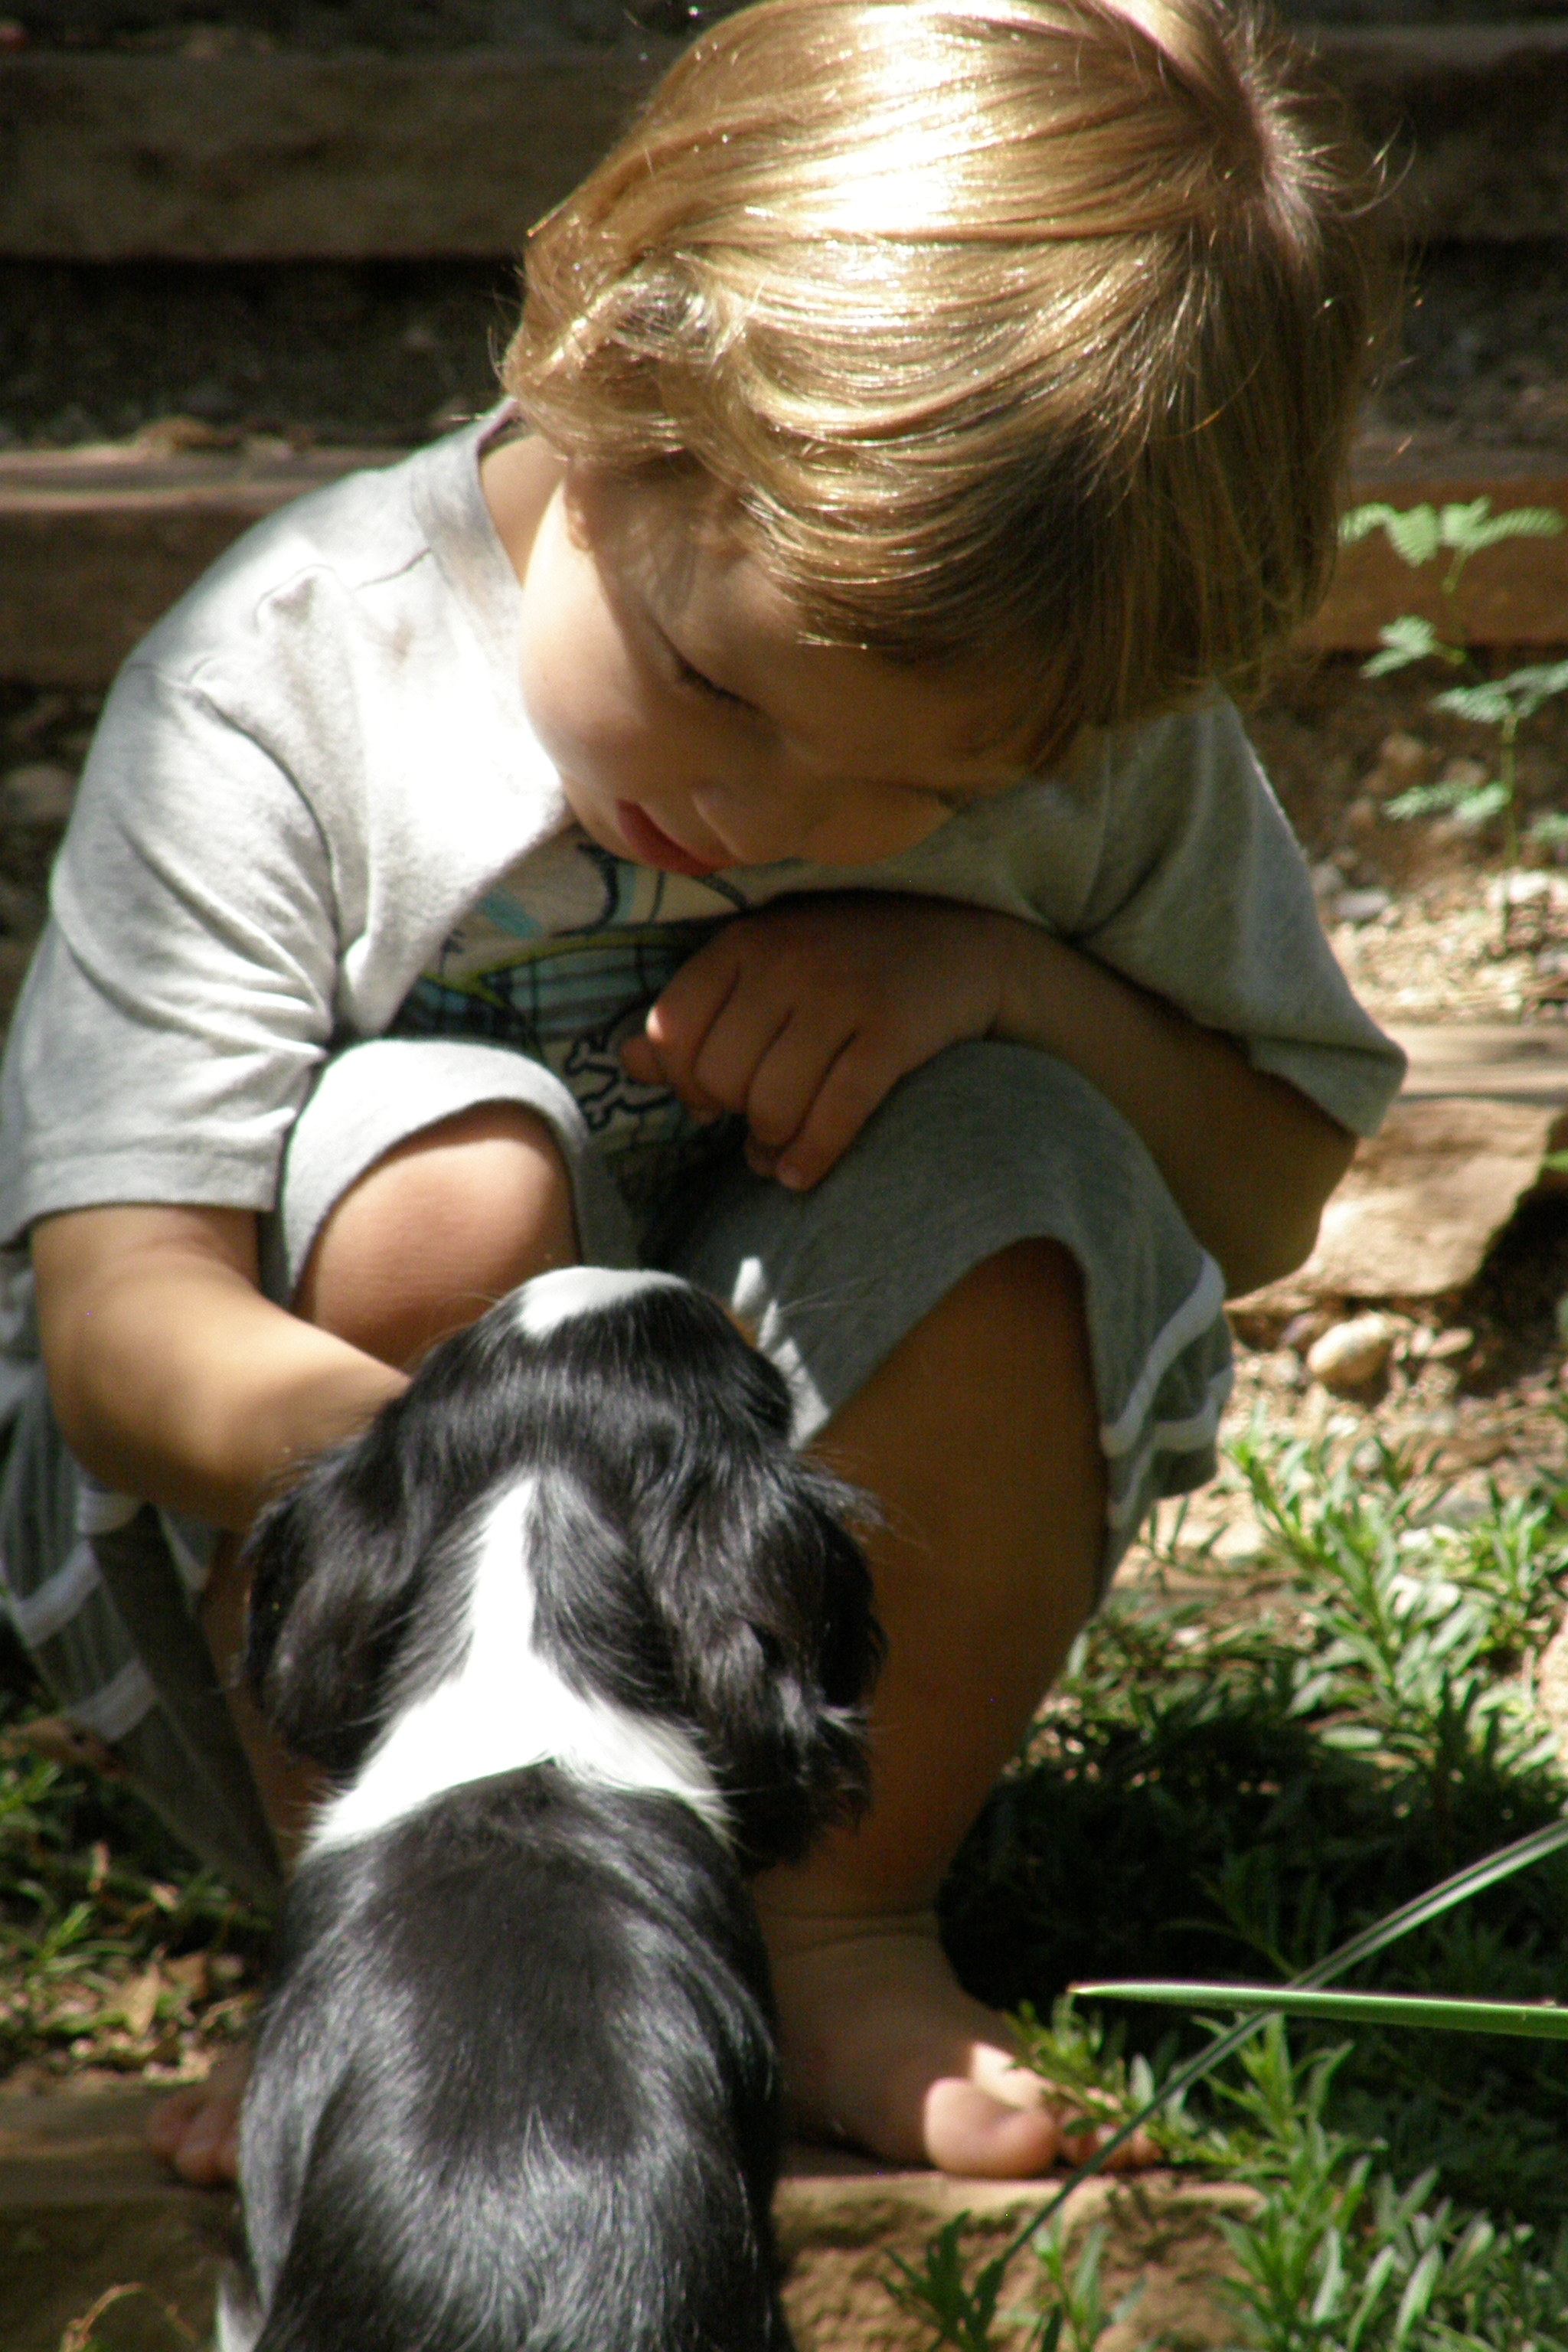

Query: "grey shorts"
<box><xmin>0</xmin><ymin>1037</ymin><xmax>1232</xmax><ymax>1902</ymax></box>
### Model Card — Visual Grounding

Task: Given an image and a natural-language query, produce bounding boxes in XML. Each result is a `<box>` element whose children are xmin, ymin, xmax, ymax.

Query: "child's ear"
<box><xmin>240</xmin><ymin>1400</ymin><xmax>436</xmax><ymax>1779</ymax></box>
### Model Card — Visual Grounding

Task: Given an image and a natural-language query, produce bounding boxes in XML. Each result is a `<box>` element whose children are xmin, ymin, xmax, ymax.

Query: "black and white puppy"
<box><xmin>220</xmin><ymin>1266</ymin><xmax>882</xmax><ymax>2352</ymax></box>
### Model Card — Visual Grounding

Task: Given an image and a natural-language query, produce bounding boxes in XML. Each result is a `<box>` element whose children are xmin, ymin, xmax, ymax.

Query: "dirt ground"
<box><xmin>4</xmin><ymin>241</ymin><xmax>1568</xmax><ymax>459</ymax></box>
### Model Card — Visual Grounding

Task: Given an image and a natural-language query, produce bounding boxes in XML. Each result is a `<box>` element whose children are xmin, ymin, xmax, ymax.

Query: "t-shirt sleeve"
<box><xmin>1070</xmin><ymin>700</ymin><xmax>1406</xmax><ymax>1137</ymax></box>
<box><xmin>0</xmin><ymin>658</ymin><xmax>342</xmax><ymax>1244</ymax></box>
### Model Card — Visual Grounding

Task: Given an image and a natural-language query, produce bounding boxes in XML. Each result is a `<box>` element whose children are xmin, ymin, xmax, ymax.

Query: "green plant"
<box><xmin>897</xmin><ymin>1817</ymin><xmax>1568</xmax><ymax>2351</ymax></box>
<box><xmin>908</xmin><ymin>1426</ymin><xmax>1568</xmax><ymax>2348</ymax></box>
<box><xmin>1338</xmin><ymin>498</ymin><xmax>1568</xmax><ymax>880</ymax></box>
<box><xmin>0</xmin><ymin>1666</ymin><xmax>270</xmax><ymax>2077</ymax></box>
<box><xmin>1207</xmin><ymin>2027</ymin><xmax>1568</xmax><ymax>2352</ymax></box>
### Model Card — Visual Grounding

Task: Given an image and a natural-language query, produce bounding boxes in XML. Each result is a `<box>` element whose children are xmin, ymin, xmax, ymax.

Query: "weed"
<box><xmin>55</xmin><ymin>2282</ymin><xmax>197</xmax><ymax>2351</ymax></box>
<box><xmin>0</xmin><ymin>1645</ymin><xmax>270</xmax><ymax>2081</ymax></box>
<box><xmin>917</xmin><ymin>1426</ymin><xmax>1568</xmax><ymax>2347</ymax></box>
<box><xmin>1211</xmin><ymin>2026</ymin><xmax>1568</xmax><ymax>2352</ymax></box>
<box><xmin>1338</xmin><ymin>498</ymin><xmax>1568</xmax><ymax>889</ymax></box>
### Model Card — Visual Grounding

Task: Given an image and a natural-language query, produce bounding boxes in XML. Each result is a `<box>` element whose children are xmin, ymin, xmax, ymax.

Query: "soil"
<box><xmin>2</xmin><ymin>240</ymin><xmax>1567</xmax><ymax>460</ymax></box>
<box><xmin>2</xmin><ymin>0</ymin><xmax>1564</xmax><ymax>46</ymax></box>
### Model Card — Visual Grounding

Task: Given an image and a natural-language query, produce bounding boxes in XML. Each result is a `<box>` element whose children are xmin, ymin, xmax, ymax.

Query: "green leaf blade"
<box><xmin>1070</xmin><ymin>1980</ymin><xmax>1568</xmax><ymax>2039</ymax></box>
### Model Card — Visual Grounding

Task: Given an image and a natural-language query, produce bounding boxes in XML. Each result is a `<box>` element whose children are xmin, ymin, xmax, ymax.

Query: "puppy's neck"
<box><xmin>308</xmin><ymin>1477</ymin><xmax>729</xmax><ymax>1856</ymax></box>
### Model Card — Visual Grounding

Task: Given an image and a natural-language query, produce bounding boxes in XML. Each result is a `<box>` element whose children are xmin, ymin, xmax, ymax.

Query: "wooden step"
<box><xmin>3</xmin><ymin>435</ymin><xmax>1563</xmax><ymax>687</ymax></box>
<box><xmin>0</xmin><ymin>2084</ymin><xmax>1247</xmax><ymax>2352</ymax></box>
<box><xmin>1390</xmin><ymin>1022</ymin><xmax>1568</xmax><ymax>1109</ymax></box>
<box><xmin>0</xmin><ymin>22</ymin><xmax>1564</xmax><ymax>262</ymax></box>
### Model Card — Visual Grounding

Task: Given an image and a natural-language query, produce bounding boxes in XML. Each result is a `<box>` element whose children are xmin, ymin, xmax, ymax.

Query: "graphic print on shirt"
<box><xmin>390</xmin><ymin>832</ymin><xmax>752</xmax><ymax>1210</ymax></box>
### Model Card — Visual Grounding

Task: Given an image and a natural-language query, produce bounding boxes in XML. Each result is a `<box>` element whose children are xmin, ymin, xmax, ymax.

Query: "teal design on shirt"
<box><xmin>390</xmin><ymin>831</ymin><xmax>751</xmax><ymax>1207</ymax></box>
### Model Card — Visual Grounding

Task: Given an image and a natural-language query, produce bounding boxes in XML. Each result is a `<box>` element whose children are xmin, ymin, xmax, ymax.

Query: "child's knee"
<box><xmin>295</xmin><ymin>1100</ymin><xmax>578</xmax><ymax>1367</ymax></box>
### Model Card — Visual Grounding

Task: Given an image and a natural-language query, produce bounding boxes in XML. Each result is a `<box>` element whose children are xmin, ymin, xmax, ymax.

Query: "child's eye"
<box><xmin>671</xmin><ymin>647</ymin><xmax>753</xmax><ymax>712</ymax></box>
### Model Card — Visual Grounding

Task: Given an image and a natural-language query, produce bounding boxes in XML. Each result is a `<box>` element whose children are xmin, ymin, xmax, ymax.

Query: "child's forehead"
<box><xmin>591</xmin><ymin>462</ymin><xmax>1044</xmax><ymax>769</ymax></box>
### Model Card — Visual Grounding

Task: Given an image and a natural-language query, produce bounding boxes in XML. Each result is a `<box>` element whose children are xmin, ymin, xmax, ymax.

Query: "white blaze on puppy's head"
<box><xmin>511</xmin><ymin>1266</ymin><xmax>688</xmax><ymax>1338</ymax></box>
<box><xmin>309</xmin><ymin>1473</ymin><xmax>728</xmax><ymax>1854</ymax></box>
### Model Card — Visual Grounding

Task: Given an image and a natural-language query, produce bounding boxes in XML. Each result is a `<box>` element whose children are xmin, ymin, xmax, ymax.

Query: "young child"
<box><xmin>0</xmin><ymin>0</ymin><xmax>1403</xmax><ymax>2187</ymax></box>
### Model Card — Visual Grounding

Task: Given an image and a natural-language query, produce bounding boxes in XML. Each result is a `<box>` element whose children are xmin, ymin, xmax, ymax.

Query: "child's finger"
<box><xmin>688</xmin><ymin>983</ymin><xmax>798</xmax><ymax>1119</ymax></box>
<box><xmin>735</xmin><ymin>1006</ymin><xmax>857</xmax><ymax>1155</ymax></box>
<box><xmin>773</xmin><ymin>1038</ymin><xmax>903</xmax><ymax>1191</ymax></box>
<box><xmin>624</xmin><ymin>937</ymin><xmax>744</xmax><ymax>1113</ymax></box>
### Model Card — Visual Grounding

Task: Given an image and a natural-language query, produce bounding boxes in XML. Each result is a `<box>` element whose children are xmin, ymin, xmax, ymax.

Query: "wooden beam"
<box><xmin>0</xmin><ymin>24</ymin><xmax>1564</xmax><ymax>262</ymax></box>
<box><xmin>2</xmin><ymin>439</ymin><xmax>1564</xmax><ymax>686</ymax></box>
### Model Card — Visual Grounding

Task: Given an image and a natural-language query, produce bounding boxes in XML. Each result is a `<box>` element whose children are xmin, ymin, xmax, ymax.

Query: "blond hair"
<box><xmin>505</xmin><ymin>0</ymin><xmax>1387</xmax><ymax>758</ymax></box>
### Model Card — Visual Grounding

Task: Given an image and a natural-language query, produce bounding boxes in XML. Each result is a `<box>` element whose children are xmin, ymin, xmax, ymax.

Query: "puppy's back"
<box><xmin>240</xmin><ymin>1766</ymin><xmax>791</xmax><ymax>2352</ymax></box>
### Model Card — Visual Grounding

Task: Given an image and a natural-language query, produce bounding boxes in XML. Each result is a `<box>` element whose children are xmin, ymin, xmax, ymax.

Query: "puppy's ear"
<box><xmin>241</xmin><ymin>1387</ymin><xmax>458</xmax><ymax>1779</ymax></box>
<box><xmin>646</xmin><ymin>1451</ymin><xmax>884</xmax><ymax>1873</ymax></box>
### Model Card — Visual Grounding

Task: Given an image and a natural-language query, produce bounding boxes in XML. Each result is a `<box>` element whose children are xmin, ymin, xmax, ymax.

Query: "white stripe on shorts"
<box><xmin>1099</xmin><ymin>1254</ymin><xmax>1227</xmax><ymax>1459</ymax></box>
<box><xmin>5</xmin><ymin>1537</ymin><xmax>103</xmax><ymax>1646</ymax></box>
<box><xmin>64</xmin><ymin>1658</ymin><xmax>158</xmax><ymax>1743</ymax></box>
<box><xmin>1104</xmin><ymin>1364</ymin><xmax>1236</xmax><ymax>1530</ymax></box>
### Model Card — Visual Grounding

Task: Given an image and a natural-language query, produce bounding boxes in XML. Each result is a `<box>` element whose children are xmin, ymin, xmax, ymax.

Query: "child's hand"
<box><xmin>620</xmin><ymin>894</ymin><xmax>1011</xmax><ymax>1190</ymax></box>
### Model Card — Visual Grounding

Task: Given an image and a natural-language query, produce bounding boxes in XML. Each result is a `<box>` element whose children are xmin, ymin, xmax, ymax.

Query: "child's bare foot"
<box><xmin>761</xmin><ymin>1908</ymin><xmax>1161</xmax><ymax>2179</ymax></box>
<box><xmin>147</xmin><ymin>2044</ymin><xmax>249</xmax><ymax>2185</ymax></box>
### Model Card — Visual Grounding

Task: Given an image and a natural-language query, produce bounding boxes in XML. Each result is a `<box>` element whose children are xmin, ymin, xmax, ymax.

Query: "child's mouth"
<box><xmin>616</xmin><ymin>802</ymin><xmax>724</xmax><ymax>877</ymax></box>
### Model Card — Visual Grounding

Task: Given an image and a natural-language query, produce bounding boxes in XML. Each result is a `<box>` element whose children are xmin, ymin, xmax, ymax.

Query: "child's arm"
<box><xmin>32</xmin><ymin>1205</ymin><xmax>407</xmax><ymax>1529</ymax></box>
<box><xmin>621</xmin><ymin>893</ymin><xmax>1352</xmax><ymax>1297</ymax></box>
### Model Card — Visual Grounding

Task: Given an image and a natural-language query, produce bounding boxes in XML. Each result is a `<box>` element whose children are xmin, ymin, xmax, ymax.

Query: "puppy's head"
<box><xmin>244</xmin><ymin>1269</ymin><xmax>882</xmax><ymax>1869</ymax></box>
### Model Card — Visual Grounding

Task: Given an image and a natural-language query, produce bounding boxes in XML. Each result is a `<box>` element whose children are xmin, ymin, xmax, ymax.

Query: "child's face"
<box><xmin>518</xmin><ymin>463</ymin><xmax>1033</xmax><ymax>875</ymax></box>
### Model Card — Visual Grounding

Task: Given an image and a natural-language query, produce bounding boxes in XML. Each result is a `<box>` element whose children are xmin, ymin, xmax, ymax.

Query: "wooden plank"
<box><xmin>1390</xmin><ymin>1024</ymin><xmax>1568</xmax><ymax>1110</ymax></box>
<box><xmin>0</xmin><ymin>24</ymin><xmax>1564</xmax><ymax>262</ymax></box>
<box><xmin>4</xmin><ymin>439</ymin><xmax>1565</xmax><ymax>686</ymax></box>
<box><xmin>0</xmin><ymin>442</ymin><xmax>405</xmax><ymax>685</ymax></box>
<box><xmin>0</xmin><ymin>41</ymin><xmax>681</xmax><ymax>263</ymax></box>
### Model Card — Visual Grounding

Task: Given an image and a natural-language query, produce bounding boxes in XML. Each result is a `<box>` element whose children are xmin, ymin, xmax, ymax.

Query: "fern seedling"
<box><xmin>1338</xmin><ymin>498</ymin><xmax>1568</xmax><ymax>893</ymax></box>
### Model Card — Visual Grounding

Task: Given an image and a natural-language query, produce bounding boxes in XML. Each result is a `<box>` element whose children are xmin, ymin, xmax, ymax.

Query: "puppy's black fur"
<box><xmin>223</xmin><ymin>1272</ymin><xmax>881</xmax><ymax>2352</ymax></box>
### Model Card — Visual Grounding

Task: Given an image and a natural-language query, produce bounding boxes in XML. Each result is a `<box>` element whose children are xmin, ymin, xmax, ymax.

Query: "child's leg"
<box><xmin>760</xmin><ymin>1236</ymin><xmax>1145</xmax><ymax>2177</ymax></box>
<box><xmin>152</xmin><ymin>1096</ymin><xmax>580</xmax><ymax>2183</ymax></box>
<box><xmin>662</xmin><ymin>1040</ymin><xmax>1230</xmax><ymax>2177</ymax></box>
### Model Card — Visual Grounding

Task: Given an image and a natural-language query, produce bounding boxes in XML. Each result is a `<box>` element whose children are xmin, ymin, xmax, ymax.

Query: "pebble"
<box><xmin>1440</xmin><ymin>756</ymin><xmax>1490</xmax><ymax>795</ymax></box>
<box><xmin>2</xmin><ymin>763</ymin><xmax>77</xmax><ymax>827</ymax></box>
<box><xmin>1374</xmin><ymin>731</ymin><xmax>1429</xmax><ymax>791</ymax></box>
<box><xmin>1212</xmin><ymin>1518</ymin><xmax>1267</xmax><ymax>1565</ymax></box>
<box><xmin>1332</xmin><ymin>887</ymin><xmax>1391</xmax><ymax>927</ymax></box>
<box><xmin>1491</xmin><ymin>870</ymin><xmax>1554</xmax><ymax>910</ymax></box>
<box><xmin>1306</xmin><ymin>1312</ymin><xmax>1395</xmax><ymax>1393</ymax></box>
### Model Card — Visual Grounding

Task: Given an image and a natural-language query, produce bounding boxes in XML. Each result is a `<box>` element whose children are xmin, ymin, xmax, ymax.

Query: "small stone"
<box><xmin>1332</xmin><ymin>887</ymin><xmax>1391</xmax><ymax>927</ymax></box>
<box><xmin>1426</xmin><ymin>1325</ymin><xmax>1475</xmax><ymax>1364</ymax></box>
<box><xmin>1375</xmin><ymin>731</ymin><xmax>1429</xmax><ymax>790</ymax></box>
<box><xmin>2</xmin><ymin>763</ymin><xmax>76</xmax><ymax>826</ymax></box>
<box><xmin>1345</xmin><ymin>796</ymin><xmax>1380</xmax><ymax>839</ymax></box>
<box><xmin>1282</xmin><ymin>1308</ymin><xmax>1331</xmax><ymax>1356</ymax></box>
<box><xmin>1310</xmin><ymin>861</ymin><xmax>1343</xmax><ymax>902</ymax></box>
<box><xmin>1212</xmin><ymin>1518</ymin><xmax>1267</xmax><ymax>1565</ymax></box>
<box><xmin>1439</xmin><ymin>756</ymin><xmax>1490</xmax><ymax>795</ymax></box>
<box><xmin>1306</xmin><ymin>1312</ymin><xmax>1395</xmax><ymax>1392</ymax></box>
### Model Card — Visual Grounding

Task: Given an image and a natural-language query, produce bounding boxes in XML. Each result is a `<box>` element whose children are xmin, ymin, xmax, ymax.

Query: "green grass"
<box><xmin>0</xmin><ymin>1622</ymin><xmax>270</xmax><ymax>2086</ymax></box>
<box><xmin>916</xmin><ymin>1419</ymin><xmax>1568</xmax><ymax>2347</ymax></box>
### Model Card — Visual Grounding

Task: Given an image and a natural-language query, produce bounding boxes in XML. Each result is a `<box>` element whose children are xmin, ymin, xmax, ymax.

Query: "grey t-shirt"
<box><xmin>0</xmin><ymin>414</ymin><xmax>1404</xmax><ymax>1248</ymax></box>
